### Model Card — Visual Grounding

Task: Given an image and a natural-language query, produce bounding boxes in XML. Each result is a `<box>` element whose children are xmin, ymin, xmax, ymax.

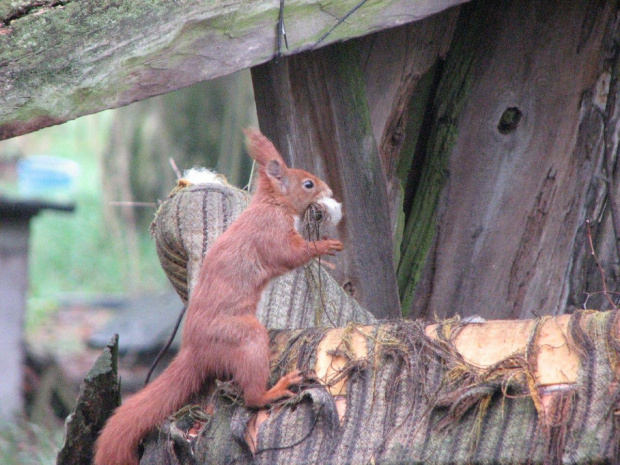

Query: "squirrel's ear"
<box><xmin>265</xmin><ymin>159</ymin><xmax>289</xmax><ymax>191</ymax></box>
<box><xmin>244</xmin><ymin>128</ymin><xmax>287</xmax><ymax>167</ymax></box>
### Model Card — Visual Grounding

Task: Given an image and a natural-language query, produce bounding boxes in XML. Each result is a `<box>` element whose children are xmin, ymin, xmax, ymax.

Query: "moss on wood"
<box><xmin>0</xmin><ymin>0</ymin><xmax>470</xmax><ymax>141</ymax></box>
<box><xmin>397</xmin><ymin>4</ymin><xmax>483</xmax><ymax>316</ymax></box>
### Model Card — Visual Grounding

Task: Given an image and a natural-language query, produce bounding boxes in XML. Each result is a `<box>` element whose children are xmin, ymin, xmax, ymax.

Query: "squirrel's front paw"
<box><xmin>315</xmin><ymin>239</ymin><xmax>344</xmax><ymax>256</ymax></box>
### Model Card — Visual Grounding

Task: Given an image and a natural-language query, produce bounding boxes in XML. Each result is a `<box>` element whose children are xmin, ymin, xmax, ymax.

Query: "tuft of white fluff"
<box><xmin>182</xmin><ymin>168</ymin><xmax>226</xmax><ymax>185</ymax></box>
<box><xmin>316</xmin><ymin>197</ymin><xmax>343</xmax><ymax>226</ymax></box>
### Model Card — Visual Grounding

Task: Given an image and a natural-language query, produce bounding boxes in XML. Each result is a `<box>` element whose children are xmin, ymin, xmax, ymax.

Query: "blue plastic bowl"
<box><xmin>17</xmin><ymin>156</ymin><xmax>79</xmax><ymax>201</ymax></box>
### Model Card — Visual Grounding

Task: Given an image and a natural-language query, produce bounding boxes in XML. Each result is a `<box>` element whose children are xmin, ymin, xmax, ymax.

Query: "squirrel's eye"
<box><xmin>303</xmin><ymin>180</ymin><xmax>315</xmax><ymax>189</ymax></box>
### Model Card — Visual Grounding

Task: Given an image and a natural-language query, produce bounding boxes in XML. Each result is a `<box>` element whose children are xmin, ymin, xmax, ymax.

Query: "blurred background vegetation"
<box><xmin>0</xmin><ymin>70</ymin><xmax>256</xmax><ymax>331</ymax></box>
<box><xmin>0</xmin><ymin>71</ymin><xmax>257</xmax><ymax>464</ymax></box>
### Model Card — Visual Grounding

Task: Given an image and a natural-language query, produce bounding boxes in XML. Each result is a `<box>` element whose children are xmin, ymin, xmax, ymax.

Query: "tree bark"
<box><xmin>360</xmin><ymin>9</ymin><xmax>459</xmax><ymax>240</ymax></box>
<box><xmin>398</xmin><ymin>0</ymin><xmax>620</xmax><ymax>320</ymax></box>
<box><xmin>57</xmin><ymin>335</ymin><xmax>120</xmax><ymax>465</ymax></box>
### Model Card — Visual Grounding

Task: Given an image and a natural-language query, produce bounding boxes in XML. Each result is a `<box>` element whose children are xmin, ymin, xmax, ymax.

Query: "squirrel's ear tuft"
<box><xmin>244</xmin><ymin>128</ymin><xmax>287</xmax><ymax>167</ymax></box>
<box><xmin>265</xmin><ymin>159</ymin><xmax>289</xmax><ymax>191</ymax></box>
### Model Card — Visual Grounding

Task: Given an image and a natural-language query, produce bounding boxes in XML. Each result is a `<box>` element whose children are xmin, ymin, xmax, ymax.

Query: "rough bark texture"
<box><xmin>399</xmin><ymin>0</ymin><xmax>620</xmax><ymax>319</ymax></box>
<box><xmin>360</xmin><ymin>9</ymin><xmax>460</xmax><ymax>240</ymax></box>
<box><xmin>251</xmin><ymin>40</ymin><xmax>401</xmax><ymax>319</ymax></box>
<box><xmin>0</xmin><ymin>0</ymin><xmax>471</xmax><ymax>141</ymax></box>
<box><xmin>567</xmin><ymin>16</ymin><xmax>620</xmax><ymax>313</ymax></box>
<box><xmin>133</xmin><ymin>311</ymin><xmax>620</xmax><ymax>465</ymax></box>
<box><xmin>56</xmin><ymin>335</ymin><xmax>120</xmax><ymax>465</ymax></box>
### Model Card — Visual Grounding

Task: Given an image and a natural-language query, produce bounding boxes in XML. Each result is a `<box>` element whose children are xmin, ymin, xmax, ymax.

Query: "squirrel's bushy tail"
<box><xmin>94</xmin><ymin>349</ymin><xmax>203</xmax><ymax>465</ymax></box>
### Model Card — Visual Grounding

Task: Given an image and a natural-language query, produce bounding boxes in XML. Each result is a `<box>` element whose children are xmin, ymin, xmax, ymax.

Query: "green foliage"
<box><xmin>0</xmin><ymin>109</ymin><xmax>169</xmax><ymax>330</ymax></box>
<box><xmin>28</xmin><ymin>193</ymin><xmax>166</xmax><ymax>298</ymax></box>
<box><xmin>2</xmin><ymin>76</ymin><xmax>255</xmax><ymax>331</ymax></box>
<box><xmin>0</xmin><ymin>421</ymin><xmax>63</xmax><ymax>465</ymax></box>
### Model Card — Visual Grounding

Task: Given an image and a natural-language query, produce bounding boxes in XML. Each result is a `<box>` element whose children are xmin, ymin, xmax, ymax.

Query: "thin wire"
<box><xmin>313</xmin><ymin>0</ymin><xmax>369</xmax><ymax>48</ymax></box>
<box><xmin>144</xmin><ymin>305</ymin><xmax>187</xmax><ymax>385</ymax></box>
<box><xmin>276</xmin><ymin>0</ymin><xmax>289</xmax><ymax>59</ymax></box>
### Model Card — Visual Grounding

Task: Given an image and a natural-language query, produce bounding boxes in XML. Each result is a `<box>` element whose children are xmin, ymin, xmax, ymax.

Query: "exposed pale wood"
<box><xmin>314</xmin><ymin>326</ymin><xmax>371</xmax><ymax>396</ymax></box>
<box><xmin>242</xmin><ymin>312</ymin><xmax>598</xmax><ymax>447</ymax></box>
<box><xmin>316</xmin><ymin>315</ymin><xmax>582</xmax><ymax>392</ymax></box>
<box><xmin>251</xmin><ymin>40</ymin><xmax>401</xmax><ymax>319</ymax></box>
<box><xmin>399</xmin><ymin>0</ymin><xmax>619</xmax><ymax>319</ymax></box>
<box><xmin>311</xmin><ymin>314</ymin><xmax>582</xmax><ymax>399</ymax></box>
<box><xmin>0</xmin><ymin>0</ymin><xmax>471</xmax><ymax>141</ymax></box>
<box><xmin>425</xmin><ymin>315</ymin><xmax>578</xmax><ymax>385</ymax></box>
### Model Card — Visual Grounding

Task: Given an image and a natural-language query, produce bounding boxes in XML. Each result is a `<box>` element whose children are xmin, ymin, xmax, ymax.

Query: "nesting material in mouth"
<box><xmin>315</xmin><ymin>196</ymin><xmax>343</xmax><ymax>226</ymax></box>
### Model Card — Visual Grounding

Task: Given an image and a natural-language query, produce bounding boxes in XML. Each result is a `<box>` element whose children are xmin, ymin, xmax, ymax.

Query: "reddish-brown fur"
<box><xmin>93</xmin><ymin>129</ymin><xmax>343</xmax><ymax>465</ymax></box>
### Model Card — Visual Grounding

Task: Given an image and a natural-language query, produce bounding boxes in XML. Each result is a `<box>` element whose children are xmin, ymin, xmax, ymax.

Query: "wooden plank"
<box><xmin>0</xmin><ymin>0</ymin><xmax>470</xmax><ymax>141</ymax></box>
<box><xmin>251</xmin><ymin>40</ymin><xmax>401</xmax><ymax>319</ymax></box>
<box><xmin>399</xmin><ymin>0</ymin><xmax>619</xmax><ymax>319</ymax></box>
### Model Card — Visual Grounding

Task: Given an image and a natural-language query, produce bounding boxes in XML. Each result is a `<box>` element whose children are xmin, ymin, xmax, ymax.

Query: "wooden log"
<box><xmin>0</xmin><ymin>0</ymin><xmax>470</xmax><ymax>141</ymax></box>
<box><xmin>303</xmin><ymin>314</ymin><xmax>584</xmax><ymax>400</ymax></box>
<box><xmin>57</xmin><ymin>335</ymin><xmax>121</xmax><ymax>465</ymax></box>
<box><xmin>241</xmin><ymin>311</ymin><xmax>620</xmax><ymax>461</ymax></box>
<box><xmin>251</xmin><ymin>40</ymin><xmax>401</xmax><ymax>319</ymax></box>
<box><xmin>424</xmin><ymin>315</ymin><xmax>579</xmax><ymax>386</ymax></box>
<box><xmin>135</xmin><ymin>310</ymin><xmax>620</xmax><ymax>464</ymax></box>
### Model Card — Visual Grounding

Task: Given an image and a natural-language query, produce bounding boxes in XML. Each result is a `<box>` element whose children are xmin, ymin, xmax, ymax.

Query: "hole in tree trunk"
<box><xmin>497</xmin><ymin>107</ymin><xmax>523</xmax><ymax>134</ymax></box>
<box><xmin>343</xmin><ymin>281</ymin><xmax>355</xmax><ymax>296</ymax></box>
<box><xmin>497</xmin><ymin>107</ymin><xmax>522</xmax><ymax>134</ymax></box>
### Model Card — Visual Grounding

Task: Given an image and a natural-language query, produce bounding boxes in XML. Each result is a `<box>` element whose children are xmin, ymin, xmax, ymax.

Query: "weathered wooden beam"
<box><xmin>251</xmin><ymin>41</ymin><xmax>401</xmax><ymax>319</ymax></box>
<box><xmin>0</xmin><ymin>0</ymin><xmax>470</xmax><ymax>141</ymax></box>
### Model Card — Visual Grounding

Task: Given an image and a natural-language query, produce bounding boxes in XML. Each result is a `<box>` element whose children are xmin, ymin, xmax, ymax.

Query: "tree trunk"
<box><xmin>398</xmin><ymin>0</ymin><xmax>620</xmax><ymax>319</ymax></box>
<box><xmin>251</xmin><ymin>41</ymin><xmax>401</xmax><ymax>319</ymax></box>
<box><xmin>360</xmin><ymin>8</ymin><xmax>459</xmax><ymax>241</ymax></box>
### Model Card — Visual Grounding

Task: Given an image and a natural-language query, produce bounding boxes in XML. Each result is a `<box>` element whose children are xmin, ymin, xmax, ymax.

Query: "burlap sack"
<box><xmin>150</xmin><ymin>177</ymin><xmax>375</xmax><ymax>329</ymax></box>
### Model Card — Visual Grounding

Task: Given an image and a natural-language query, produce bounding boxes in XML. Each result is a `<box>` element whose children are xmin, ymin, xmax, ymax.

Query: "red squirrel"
<box><xmin>94</xmin><ymin>129</ymin><xmax>344</xmax><ymax>465</ymax></box>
